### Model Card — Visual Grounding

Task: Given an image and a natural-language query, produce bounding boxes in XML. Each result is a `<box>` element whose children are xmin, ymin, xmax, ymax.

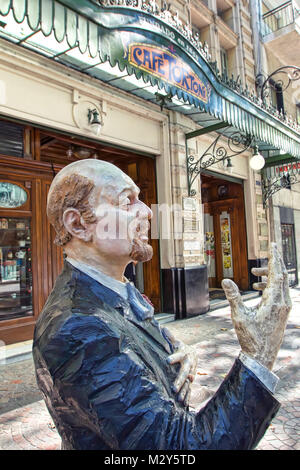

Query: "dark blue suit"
<box><xmin>33</xmin><ymin>262</ymin><xmax>280</xmax><ymax>450</ymax></box>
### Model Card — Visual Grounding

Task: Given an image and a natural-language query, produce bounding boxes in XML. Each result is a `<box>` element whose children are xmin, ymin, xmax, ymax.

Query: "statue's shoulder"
<box><xmin>34</xmin><ymin>262</ymin><xmax>126</xmax><ymax>354</ymax></box>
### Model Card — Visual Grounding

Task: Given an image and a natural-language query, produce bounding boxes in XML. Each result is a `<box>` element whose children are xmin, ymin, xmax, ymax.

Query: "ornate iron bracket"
<box><xmin>262</xmin><ymin>162</ymin><xmax>300</xmax><ymax>207</ymax></box>
<box><xmin>256</xmin><ymin>66</ymin><xmax>300</xmax><ymax>102</ymax></box>
<box><xmin>155</xmin><ymin>92</ymin><xmax>173</xmax><ymax>111</ymax></box>
<box><xmin>187</xmin><ymin>131</ymin><xmax>254</xmax><ymax>196</ymax></box>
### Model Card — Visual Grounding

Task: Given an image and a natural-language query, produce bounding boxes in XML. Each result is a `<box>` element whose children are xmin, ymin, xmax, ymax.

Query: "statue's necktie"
<box><xmin>125</xmin><ymin>282</ymin><xmax>154</xmax><ymax>321</ymax></box>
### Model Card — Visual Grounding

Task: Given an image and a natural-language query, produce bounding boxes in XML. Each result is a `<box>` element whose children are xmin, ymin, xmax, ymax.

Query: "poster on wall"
<box><xmin>204</xmin><ymin>213</ymin><xmax>215</xmax><ymax>278</ymax></box>
<box><xmin>220</xmin><ymin>211</ymin><xmax>234</xmax><ymax>278</ymax></box>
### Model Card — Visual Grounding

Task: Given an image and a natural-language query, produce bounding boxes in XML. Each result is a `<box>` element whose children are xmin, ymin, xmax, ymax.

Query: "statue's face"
<box><xmin>91</xmin><ymin>169</ymin><xmax>153</xmax><ymax>264</ymax></box>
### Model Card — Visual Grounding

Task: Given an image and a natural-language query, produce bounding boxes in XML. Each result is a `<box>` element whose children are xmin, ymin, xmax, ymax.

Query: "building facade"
<box><xmin>251</xmin><ymin>0</ymin><xmax>300</xmax><ymax>286</ymax></box>
<box><xmin>0</xmin><ymin>0</ymin><xmax>299</xmax><ymax>345</ymax></box>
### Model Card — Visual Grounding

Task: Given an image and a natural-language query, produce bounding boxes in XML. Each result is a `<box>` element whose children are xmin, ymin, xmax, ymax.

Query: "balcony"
<box><xmin>262</xmin><ymin>1</ymin><xmax>300</xmax><ymax>63</ymax></box>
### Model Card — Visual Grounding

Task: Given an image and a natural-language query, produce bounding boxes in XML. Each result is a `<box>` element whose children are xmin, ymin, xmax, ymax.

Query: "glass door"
<box><xmin>204</xmin><ymin>212</ymin><xmax>216</xmax><ymax>285</ymax></box>
<box><xmin>281</xmin><ymin>223</ymin><xmax>298</xmax><ymax>286</ymax></box>
<box><xmin>219</xmin><ymin>211</ymin><xmax>234</xmax><ymax>279</ymax></box>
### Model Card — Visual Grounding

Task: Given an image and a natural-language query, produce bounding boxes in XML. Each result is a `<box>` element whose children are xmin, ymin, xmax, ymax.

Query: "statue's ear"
<box><xmin>62</xmin><ymin>208</ymin><xmax>92</xmax><ymax>242</ymax></box>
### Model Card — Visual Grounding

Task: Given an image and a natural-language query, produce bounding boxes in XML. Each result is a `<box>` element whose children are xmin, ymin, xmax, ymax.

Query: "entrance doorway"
<box><xmin>201</xmin><ymin>173</ymin><xmax>248</xmax><ymax>297</ymax></box>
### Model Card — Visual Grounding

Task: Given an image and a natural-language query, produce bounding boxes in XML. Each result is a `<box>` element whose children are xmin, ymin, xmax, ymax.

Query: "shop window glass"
<box><xmin>0</xmin><ymin>182</ymin><xmax>27</xmax><ymax>208</ymax></box>
<box><xmin>0</xmin><ymin>121</ymin><xmax>24</xmax><ymax>158</ymax></box>
<box><xmin>0</xmin><ymin>218</ymin><xmax>33</xmax><ymax>321</ymax></box>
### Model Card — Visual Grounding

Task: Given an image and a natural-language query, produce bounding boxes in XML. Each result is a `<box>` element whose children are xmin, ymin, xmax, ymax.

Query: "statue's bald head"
<box><xmin>47</xmin><ymin>159</ymin><xmax>132</xmax><ymax>246</ymax></box>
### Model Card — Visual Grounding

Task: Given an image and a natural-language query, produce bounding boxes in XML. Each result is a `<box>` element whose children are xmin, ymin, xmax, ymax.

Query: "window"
<box><xmin>220</xmin><ymin>48</ymin><xmax>228</xmax><ymax>75</ymax></box>
<box><xmin>296</xmin><ymin>104</ymin><xmax>300</xmax><ymax>126</ymax></box>
<box><xmin>0</xmin><ymin>120</ymin><xmax>24</xmax><ymax>158</ymax></box>
<box><xmin>269</xmin><ymin>79</ymin><xmax>284</xmax><ymax>114</ymax></box>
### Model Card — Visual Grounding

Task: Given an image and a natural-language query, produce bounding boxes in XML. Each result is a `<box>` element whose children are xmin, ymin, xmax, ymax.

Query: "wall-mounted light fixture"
<box><xmin>226</xmin><ymin>157</ymin><xmax>233</xmax><ymax>173</ymax></box>
<box><xmin>222</xmin><ymin>157</ymin><xmax>233</xmax><ymax>173</ymax></box>
<box><xmin>250</xmin><ymin>145</ymin><xmax>265</xmax><ymax>171</ymax></box>
<box><xmin>87</xmin><ymin>108</ymin><xmax>102</xmax><ymax>136</ymax></box>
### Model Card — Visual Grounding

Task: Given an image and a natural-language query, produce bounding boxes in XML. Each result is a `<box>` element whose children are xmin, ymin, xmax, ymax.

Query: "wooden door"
<box><xmin>204</xmin><ymin>198</ymin><xmax>248</xmax><ymax>290</ymax></box>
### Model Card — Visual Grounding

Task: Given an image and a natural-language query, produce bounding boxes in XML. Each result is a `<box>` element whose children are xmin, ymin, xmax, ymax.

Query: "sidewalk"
<box><xmin>0</xmin><ymin>288</ymin><xmax>299</xmax><ymax>451</ymax></box>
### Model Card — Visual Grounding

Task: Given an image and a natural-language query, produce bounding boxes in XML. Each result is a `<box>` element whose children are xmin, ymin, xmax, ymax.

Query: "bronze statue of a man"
<box><xmin>33</xmin><ymin>159</ymin><xmax>291</xmax><ymax>450</ymax></box>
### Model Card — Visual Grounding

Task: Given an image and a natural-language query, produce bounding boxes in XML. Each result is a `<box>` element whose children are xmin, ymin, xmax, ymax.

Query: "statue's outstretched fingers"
<box><xmin>252</xmin><ymin>282</ymin><xmax>267</xmax><ymax>291</ymax></box>
<box><xmin>279</xmin><ymin>255</ymin><xmax>292</xmax><ymax>311</ymax></box>
<box><xmin>260</xmin><ymin>244</ymin><xmax>286</xmax><ymax>308</ymax></box>
<box><xmin>221</xmin><ymin>279</ymin><xmax>246</xmax><ymax>319</ymax></box>
<box><xmin>251</xmin><ymin>267</ymin><xmax>268</xmax><ymax>278</ymax></box>
<box><xmin>266</xmin><ymin>243</ymin><xmax>284</xmax><ymax>285</ymax></box>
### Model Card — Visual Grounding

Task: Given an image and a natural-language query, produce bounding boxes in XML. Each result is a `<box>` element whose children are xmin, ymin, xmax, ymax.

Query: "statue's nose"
<box><xmin>137</xmin><ymin>200</ymin><xmax>153</xmax><ymax>220</ymax></box>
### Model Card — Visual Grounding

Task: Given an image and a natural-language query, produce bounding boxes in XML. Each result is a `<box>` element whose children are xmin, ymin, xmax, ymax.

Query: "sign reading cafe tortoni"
<box><xmin>128</xmin><ymin>43</ymin><xmax>211</xmax><ymax>104</ymax></box>
<box><xmin>102</xmin><ymin>9</ymin><xmax>216</xmax><ymax>109</ymax></box>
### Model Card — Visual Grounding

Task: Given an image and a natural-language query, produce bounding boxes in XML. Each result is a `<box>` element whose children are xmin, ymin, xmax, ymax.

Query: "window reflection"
<box><xmin>0</xmin><ymin>218</ymin><xmax>33</xmax><ymax>320</ymax></box>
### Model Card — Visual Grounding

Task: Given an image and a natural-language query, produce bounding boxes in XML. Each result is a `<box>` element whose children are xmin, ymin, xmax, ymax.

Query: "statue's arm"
<box><xmin>195</xmin><ymin>357</ymin><xmax>280</xmax><ymax>449</ymax></box>
<box><xmin>39</xmin><ymin>314</ymin><xmax>280</xmax><ymax>450</ymax></box>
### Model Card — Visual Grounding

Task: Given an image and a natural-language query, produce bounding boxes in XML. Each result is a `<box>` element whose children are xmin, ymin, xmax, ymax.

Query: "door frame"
<box><xmin>202</xmin><ymin>174</ymin><xmax>249</xmax><ymax>291</ymax></box>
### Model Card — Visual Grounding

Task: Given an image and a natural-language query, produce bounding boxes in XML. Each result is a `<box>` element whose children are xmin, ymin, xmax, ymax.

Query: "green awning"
<box><xmin>1</xmin><ymin>0</ymin><xmax>300</xmax><ymax>159</ymax></box>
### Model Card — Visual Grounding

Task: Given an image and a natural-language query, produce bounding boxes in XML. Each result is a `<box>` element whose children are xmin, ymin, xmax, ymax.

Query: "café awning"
<box><xmin>1</xmin><ymin>0</ymin><xmax>300</xmax><ymax>159</ymax></box>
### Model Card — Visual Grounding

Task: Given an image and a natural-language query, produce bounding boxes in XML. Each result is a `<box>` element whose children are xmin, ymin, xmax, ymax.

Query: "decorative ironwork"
<box><xmin>261</xmin><ymin>1</ymin><xmax>300</xmax><ymax>37</ymax></box>
<box><xmin>155</xmin><ymin>92</ymin><xmax>173</xmax><ymax>110</ymax></box>
<box><xmin>256</xmin><ymin>66</ymin><xmax>300</xmax><ymax>102</ymax></box>
<box><xmin>187</xmin><ymin>131</ymin><xmax>254</xmax><ymax>196</ymax></box>
<box><xmin>96</xmin><ymin>0</ymin><xmax>212</xmax><ymax>61</ymax></box>
<box><xmin>262</xmin><ymin>161</ymin><xmax>300</xmax><ymax>207</ymax></box>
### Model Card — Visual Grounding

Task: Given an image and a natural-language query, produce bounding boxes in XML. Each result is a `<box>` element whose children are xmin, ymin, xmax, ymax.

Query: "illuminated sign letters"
<box><xmin>128</xmin><ymin>44</ymin><xmax>210</xmax><ymax>104</ymax></box>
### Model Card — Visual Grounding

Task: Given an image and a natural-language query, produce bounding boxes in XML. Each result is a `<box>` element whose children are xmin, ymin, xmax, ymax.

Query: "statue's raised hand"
<box><xmin>221</xmin><ymin>243</ymin><xmax>292</xmax><ymax>370</ymax></box>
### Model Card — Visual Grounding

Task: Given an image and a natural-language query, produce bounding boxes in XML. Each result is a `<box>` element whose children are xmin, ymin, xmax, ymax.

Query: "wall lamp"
<box><xmin>250</xmin><ymin>145</ymin><xmax>265</xmax><ymax>171</ymax></box>
<box><xmin>88</xmin><ymin>108</ymin><xmax>102</xmax><ymax>136</ymax></box>
<box><xmin>222</xmin><ymin>157</ymin><xmax>233</xmax><ymax>173</ymax></box>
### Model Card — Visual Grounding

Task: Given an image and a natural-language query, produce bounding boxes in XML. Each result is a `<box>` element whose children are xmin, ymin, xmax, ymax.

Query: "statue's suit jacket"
<box><xmin>33</xmin><ymin>262</ymin><xmax>280</xmax><ymax>450</ymax></box>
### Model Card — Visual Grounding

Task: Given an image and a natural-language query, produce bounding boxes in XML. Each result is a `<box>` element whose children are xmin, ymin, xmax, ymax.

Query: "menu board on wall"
<box><xmin>220</xmin><ymin>211</ymin><xmax>234</xmax><ymax>278</ymax></box>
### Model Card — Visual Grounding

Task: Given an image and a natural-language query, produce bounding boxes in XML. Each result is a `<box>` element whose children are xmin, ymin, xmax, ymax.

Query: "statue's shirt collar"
<box><xmin>66</xmin><ymin>257</ymin><xmax>154</xmax><ymax>322</ymax></box>
<box><xmin>66</xmin><ymin>257</ymin><xmax>129</xmax><ymax>300</ymax></box>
